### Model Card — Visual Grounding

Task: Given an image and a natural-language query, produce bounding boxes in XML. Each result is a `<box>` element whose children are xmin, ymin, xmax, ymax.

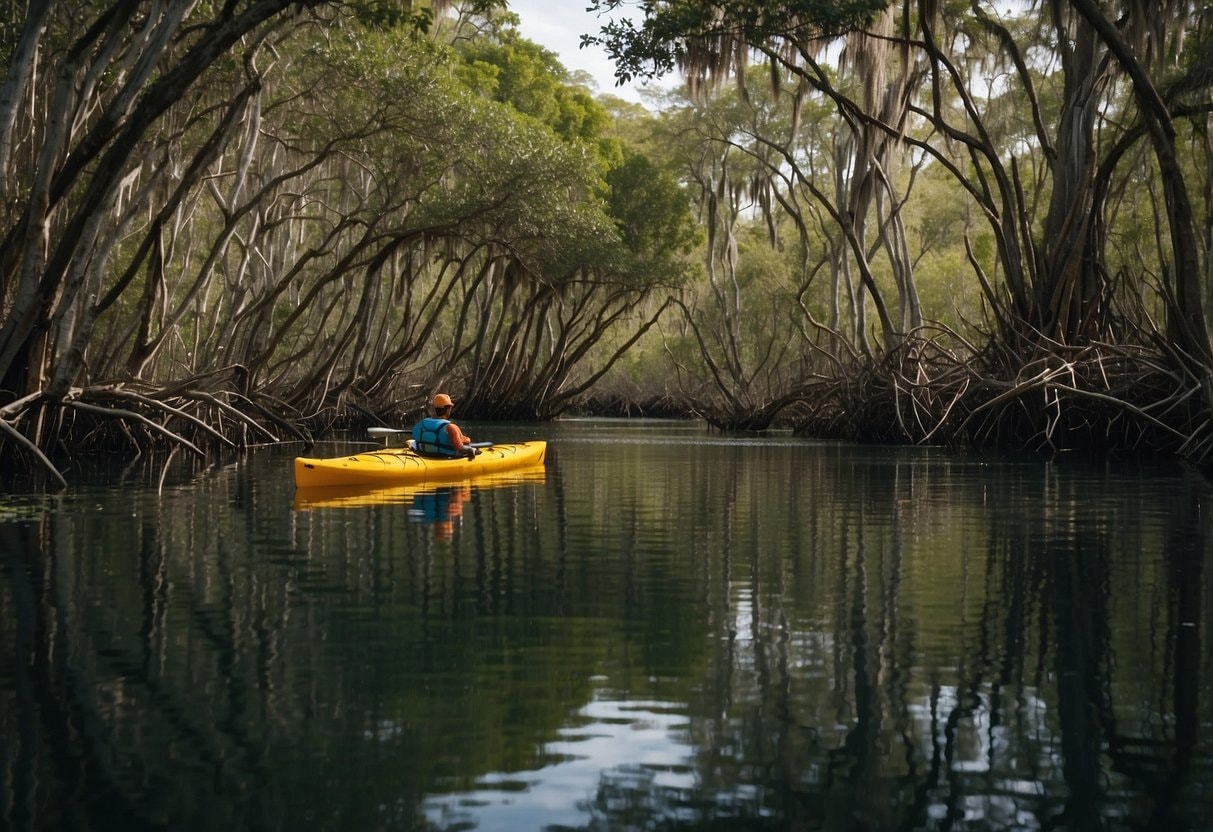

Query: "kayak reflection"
<box><xmin>291</xmin><ymin>464</ymin><xmax>547</xmax><ymax>524</ymax></box>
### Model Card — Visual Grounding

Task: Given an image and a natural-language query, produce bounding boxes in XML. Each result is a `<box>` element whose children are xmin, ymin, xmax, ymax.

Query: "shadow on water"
<box><xmin>0</xmin><ymin>423</ymin><xmax>1210</xmax><ymax>830</ymax></box>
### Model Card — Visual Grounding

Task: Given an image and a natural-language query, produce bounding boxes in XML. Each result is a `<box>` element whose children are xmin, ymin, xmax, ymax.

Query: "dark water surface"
<box><xmin>2</xmin><ymin>419</ymin><xmax>1211</xmax><ymax>831</ymax></box>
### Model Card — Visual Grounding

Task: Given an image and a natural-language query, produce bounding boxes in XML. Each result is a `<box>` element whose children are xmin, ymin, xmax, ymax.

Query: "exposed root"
<box><xmin>6</xmin><ymin>333</ymin><xmax>1213</xmax><ymax>487</ymax></box>
<box><xmin>793</xmin><ymin>332</ymin><xmax>1209</xmax><ymax>459</ymax></box>
<box><xmin>0</xmin><ymin>376</ymin><xmax>314</xmax><ymax>487</ymax></box>
<box><xmin>65</xmin><ymin>400</ymin><xmax>206</xmax><ymax>458</ymax></box>
<box><xmin>0</xmin><ymin>413</ymin><xmax>67</xmax><ymax>488</ymax></box>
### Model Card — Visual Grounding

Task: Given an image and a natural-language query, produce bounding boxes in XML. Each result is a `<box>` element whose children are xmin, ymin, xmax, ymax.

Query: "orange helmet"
<box><xmin>432</xmin><ymin>393</ymin><xmax>453</xmax><ymax>408</ymax></box>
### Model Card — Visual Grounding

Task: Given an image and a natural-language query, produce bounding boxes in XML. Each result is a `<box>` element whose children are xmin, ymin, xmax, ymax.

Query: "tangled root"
<box><xmin>794</xmin><ymin>334</ymin><xmax>1208</xmax><ymax>458</ymax></box>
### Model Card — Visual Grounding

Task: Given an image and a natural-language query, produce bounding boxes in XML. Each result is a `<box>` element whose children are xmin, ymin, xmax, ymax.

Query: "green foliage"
<box><xmin>348</xmin><ymin>0</ymin><xmax>510</xmax><ymax>32</ymax></box>
<box><xmin>348</xmin><ymin>0</ymin><xmax>431</xmax><ymax>31</ymax></box>
<box><xmin>584</xmin><ymin>0</ymin><xmax>894</xmax><ymax>82</ymax></box>
<box><xmin>270</xmin><ymin>24</ymin><xmax>623</xmax><ymax>276</ymax></box>
<box><xmin>456</xmin><ymin>32</ymin><xmax>610</xmax><ymax>143</ymax></box>
<box><xmin>605</xmin><ymin>148</ymin><xmax>700</xmax><ymax>273</ymax></box>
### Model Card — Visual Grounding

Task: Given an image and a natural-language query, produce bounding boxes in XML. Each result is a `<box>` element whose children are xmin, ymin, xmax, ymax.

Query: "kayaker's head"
<box><xmin>432</xmin><ymin>392</ymin><xmax>453</xmax><ymax>415</ymax></box>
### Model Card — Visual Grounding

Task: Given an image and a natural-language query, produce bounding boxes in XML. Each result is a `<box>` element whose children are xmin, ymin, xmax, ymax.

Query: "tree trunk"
<box><xmin>1069</xmin><ymin>0</ymin><xmax>1211</xmax><ymax>362</ymax></box>
<box><xmin>1035</xmin><ymin>6</ymin><xmax>1105</xmax><ymax>343</ymax></box>
<box><xmin>0</xmin><ymin>0</ymin><xmax>49</xmax><ymax>183</ymax></box>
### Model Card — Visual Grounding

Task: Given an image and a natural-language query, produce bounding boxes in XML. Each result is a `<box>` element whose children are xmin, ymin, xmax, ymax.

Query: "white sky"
<box><xmin>505</xmin><ymin>0</ymin><xmax>675</xmax><ymax>104</ymax></box>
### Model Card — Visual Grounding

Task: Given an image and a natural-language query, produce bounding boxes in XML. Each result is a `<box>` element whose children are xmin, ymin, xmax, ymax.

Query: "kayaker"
<box><xmin>412</xmin><ymin>393</ymin><xmax>477</xmax><ymax>458</ymax></box>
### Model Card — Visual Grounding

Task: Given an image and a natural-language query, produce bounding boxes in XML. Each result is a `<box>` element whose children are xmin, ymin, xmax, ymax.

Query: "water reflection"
<box><xmin>293</xmin><ymin>464</ymin><xmax>546</xmax><ymax>541</ymax></box>
<box><xmin>0</xmin><ymin>425</ymin><xmax>1210</xmax><ymax>831</ymax></box>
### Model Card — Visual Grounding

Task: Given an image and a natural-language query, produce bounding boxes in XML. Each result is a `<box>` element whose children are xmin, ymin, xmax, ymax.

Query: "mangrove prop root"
<box><xmin>3</xmin><ymin>336</ymin><xmax>1213</xmax><ymax>485</ymax></box>
<box><xmin>793</xmin><ymin>336</ymin><xmax>1206</xmax><ymax>458</ymax></box>
<box><xmin>0</xmin><ymin>379</ymin><xmax>307</xmax><ymax>484</ymax></box>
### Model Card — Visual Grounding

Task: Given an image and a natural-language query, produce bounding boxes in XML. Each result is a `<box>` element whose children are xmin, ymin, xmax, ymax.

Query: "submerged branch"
<box><xmin>0</xmin><ymin>415</ymin><xmax>67</xmax><ymax>488</ymax></box>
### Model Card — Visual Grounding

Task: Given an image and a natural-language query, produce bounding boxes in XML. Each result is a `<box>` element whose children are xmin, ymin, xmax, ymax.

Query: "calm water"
<box><xmin>1</xmin><ymin>419</ymin><xmax>1211</xmax><ymax>831</ymax></box>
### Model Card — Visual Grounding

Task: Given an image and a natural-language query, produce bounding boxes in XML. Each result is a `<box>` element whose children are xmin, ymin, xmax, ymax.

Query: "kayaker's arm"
<box><xmin>446</xmin><ymin>422</ymin><xmax>477</xmax><ymax>458</ymax></box>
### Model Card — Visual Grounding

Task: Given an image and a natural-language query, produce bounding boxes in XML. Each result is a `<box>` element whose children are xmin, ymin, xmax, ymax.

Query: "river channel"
<box><xmin>1</xmin><ymin>419</ymin><xmax>1210</xmax><ymax>830</ymax></box>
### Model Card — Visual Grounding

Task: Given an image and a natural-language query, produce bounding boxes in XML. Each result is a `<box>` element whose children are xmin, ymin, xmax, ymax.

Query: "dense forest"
<box><xmin>2</xmin><ymin>0</ymin><xmax>1213</xmax><ymax>484</ymax></box>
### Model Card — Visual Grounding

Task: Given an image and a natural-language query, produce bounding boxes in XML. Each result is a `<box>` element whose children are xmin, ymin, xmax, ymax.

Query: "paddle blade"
<box><xmin>368</xmin><ymin>427</ymin><xmax>410</xmax><ymax>437</ymax></box>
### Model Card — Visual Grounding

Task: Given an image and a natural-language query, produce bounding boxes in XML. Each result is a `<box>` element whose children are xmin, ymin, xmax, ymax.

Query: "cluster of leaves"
<box><xmin>583</xmin><ymin>0</ymin><xmax>892</xmax><ymax>82</ymax></box>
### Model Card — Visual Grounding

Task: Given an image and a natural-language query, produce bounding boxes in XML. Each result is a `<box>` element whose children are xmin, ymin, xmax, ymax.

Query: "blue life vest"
<box><xmin>412</xmin><ymin>417</ymin><xmax>460</xmax><ymax>457</ymax></box>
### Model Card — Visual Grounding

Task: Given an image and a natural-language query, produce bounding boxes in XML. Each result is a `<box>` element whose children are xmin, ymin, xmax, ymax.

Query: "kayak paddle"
<box><xmin>367</xmin><ymin>427</ymin><xmax>493</xmax><ymax>450</ymax></box>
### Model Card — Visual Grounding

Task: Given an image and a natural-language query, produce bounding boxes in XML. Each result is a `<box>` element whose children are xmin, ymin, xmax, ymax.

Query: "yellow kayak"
<box><xmin>294</xmin><ymin>440</ymin><xmax>547</xmax><ymax>489</ymax></box>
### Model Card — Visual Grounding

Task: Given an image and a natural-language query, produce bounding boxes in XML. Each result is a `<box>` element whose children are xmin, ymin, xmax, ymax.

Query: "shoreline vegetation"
<box><xmin>5</xmin><ymin>2</ymin><xmax>1213</xmax><ymax>485</ymax></box>
<box><xmin>8</xmin><ymin>330</ymin><xmax>1206</xmax><ymax>487</ymax></box>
